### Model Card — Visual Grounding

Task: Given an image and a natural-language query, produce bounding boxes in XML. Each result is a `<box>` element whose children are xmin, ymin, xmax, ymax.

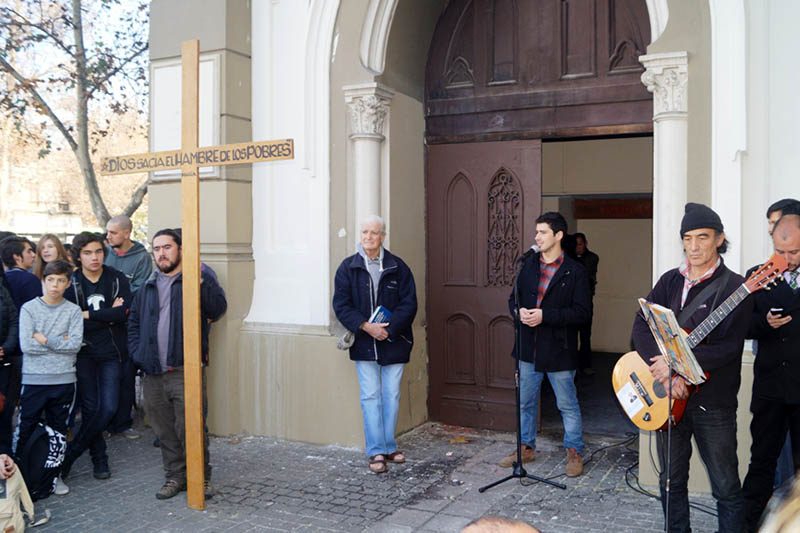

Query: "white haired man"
<box><xmin>332</xmin><ymin>216</ymin><xmax>418</xmax><ymax>474</ymax></box>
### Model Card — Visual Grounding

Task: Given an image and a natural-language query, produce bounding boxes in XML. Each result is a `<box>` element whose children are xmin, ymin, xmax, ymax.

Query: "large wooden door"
<box><xmin>427</xmin><ymin>140</ymin><xmax>541</xmax><ymax>430</ymax></box>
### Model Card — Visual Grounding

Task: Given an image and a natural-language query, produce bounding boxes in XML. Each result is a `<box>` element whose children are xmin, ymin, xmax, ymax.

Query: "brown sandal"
<box><xmin>368</xmin><ymin>454</ymin><xmax>388</xmax><ymax>473</ymax></box>
<box><xmin>386</xmin><ymin>451</ymin><xmax>406</xmax><ymax>464</ymax></box>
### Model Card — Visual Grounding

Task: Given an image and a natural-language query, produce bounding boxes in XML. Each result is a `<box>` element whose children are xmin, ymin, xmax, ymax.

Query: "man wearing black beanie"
<box><xmin>631</xmin><ymin>202</ymin><xmax>752</xmax><ymax>532</ymax></box>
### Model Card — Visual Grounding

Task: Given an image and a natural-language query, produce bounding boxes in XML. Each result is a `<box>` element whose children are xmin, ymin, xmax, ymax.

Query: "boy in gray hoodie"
<box><xmin>15</xmin><ymin>260</ymin><xmax>82</xmax><ymax>482</ymax></box>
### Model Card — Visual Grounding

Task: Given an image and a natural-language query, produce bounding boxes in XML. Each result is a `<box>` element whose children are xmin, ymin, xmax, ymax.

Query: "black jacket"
<box><xmin>65</xmin><ymin>266</ymin><xmax>131</xmax><ymax>360</ymax></box>
<box><xmin>576</xmin><ymin>250</ymin><xmax>599</xmax><ymax>296</ymax></box>
<box><xmin>0</xmin><ymin>283</ymin><xmax>18</xmax><ymax>359</ymax></box>
<box><xmin>631</xmin><ymin>261</ymin><xmax>751</xmax><ymax>409</ymax></box>
<box><xmin>747</xmin><ymin>267</ymin><xmax>800</xmax><ymax>403</ymax></box>
<box><xmin>332</xmin><ymin>249</ymin><xmax>417</xmax><ymax>365</ymax></box>
<box><xmin>509</xmin><ymin>253</ymin><xmax>591</xmax><ymax>371</ymax></box>
<box><xmin>128</xmin><ymin>270</ymin><xmax>227</xmax><ymax>375</ymax></box>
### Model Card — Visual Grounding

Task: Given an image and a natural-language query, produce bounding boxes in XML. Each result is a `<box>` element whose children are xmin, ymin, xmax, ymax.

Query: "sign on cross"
<box><xmin>100</xmin><ymin>39</ymin><xmax>294</xmax><ymax>510</ymax></box>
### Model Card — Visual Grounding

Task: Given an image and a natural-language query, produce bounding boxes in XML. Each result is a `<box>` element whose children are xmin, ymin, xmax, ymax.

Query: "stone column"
<box><xmin>640</xmin><ymin>51</ymin><xmax>689</xmax><ymax>281</ymax></box>
<box><xmin>343</xmin><ymin>83</ymin><xmax>394</xmax><ymax>228</ymax></box>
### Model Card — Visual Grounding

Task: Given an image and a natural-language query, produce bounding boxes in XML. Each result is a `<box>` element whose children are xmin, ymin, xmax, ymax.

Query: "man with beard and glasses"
<box><xmin>127</xmin><ymin>228</ymin><xmax>226</xmax><ymax>500</ymax></box>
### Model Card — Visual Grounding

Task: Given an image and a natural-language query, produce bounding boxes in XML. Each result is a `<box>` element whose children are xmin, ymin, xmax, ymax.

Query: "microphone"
<box><xmin>517</xmin><ymin>244</ymin><xmax>540</xmax><ymax>263</ymax></box>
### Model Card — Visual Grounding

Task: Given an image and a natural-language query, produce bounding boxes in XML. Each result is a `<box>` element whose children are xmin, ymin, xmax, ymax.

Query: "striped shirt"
<box><xmin>536</xmin><ymin>253</ymin><xmax>564</xmax><ymax>306</ymax></box>
<box><xmin>678</xmin><ymin>258</ymin><xmax>721</xmax><ymax>307</ymax></box>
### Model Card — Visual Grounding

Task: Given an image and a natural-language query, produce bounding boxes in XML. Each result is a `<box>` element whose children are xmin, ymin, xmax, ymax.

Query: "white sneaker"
<box><xmin>54</xmin><ymin>476</ymin><xmax>69</xmax><ymax>495</ymax></box>
<box><xmin>120</xmin><ymin>428</ymin><xmax>141</xmax><ymax>440</ymax></box>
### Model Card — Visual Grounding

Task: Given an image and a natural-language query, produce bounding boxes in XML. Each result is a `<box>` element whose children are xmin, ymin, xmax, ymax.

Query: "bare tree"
<box><xmin>0</xmin><ymin>0</ymin><xmax>149</xmax><ymax>226</ymax></box>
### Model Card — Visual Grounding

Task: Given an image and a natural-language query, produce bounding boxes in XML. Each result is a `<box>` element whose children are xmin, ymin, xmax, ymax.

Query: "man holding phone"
<box><xmin>743</xmin><ymin>213</ymin><xmax>800</xmax><ymax>531</ymax></box>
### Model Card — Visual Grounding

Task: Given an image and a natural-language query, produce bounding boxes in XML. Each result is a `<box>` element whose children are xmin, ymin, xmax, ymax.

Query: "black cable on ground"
<box><xmin>517</xmin><ymin>431</ymin><xmax>721</xmax><ymax>519</ymax></box>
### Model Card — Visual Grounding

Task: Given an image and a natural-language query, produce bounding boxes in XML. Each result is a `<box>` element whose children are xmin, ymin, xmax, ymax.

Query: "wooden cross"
<box><xmin>100</xmin><ymin>39</ymin><xmax>293</xmax><ymax>510</ymax></box>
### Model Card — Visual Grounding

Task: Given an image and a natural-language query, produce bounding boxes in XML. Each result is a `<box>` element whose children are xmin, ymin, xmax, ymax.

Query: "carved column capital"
<box><xmin>639</xmin><ymin>52</ymin><xmax>688</xmax><ymax>117</ymax></box>
<box><xmin>343</xmin><ymin>82</ymin><xmax>394</xmax><ymax>138</ymax></box>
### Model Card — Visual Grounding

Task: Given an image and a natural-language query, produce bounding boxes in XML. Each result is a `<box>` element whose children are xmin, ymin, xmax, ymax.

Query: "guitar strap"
<box><xmin>677</xmin><ymin>269</ymin><xmax>731</xmax><ymax>328</ymax></box>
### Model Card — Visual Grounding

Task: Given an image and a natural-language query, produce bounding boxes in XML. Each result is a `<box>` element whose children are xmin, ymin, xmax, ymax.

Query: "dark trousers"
<box><xmin>578</xmin><ymin>299</ymin><xmax>593</xmax><ymax>370</ymax></box>
<box><xmin>657</xmin><ymin>405</ymin><xmax>743</xmax><ymax>533</ymax></box>
<box><xmin>70</xmin><ymin>358</ymin><xmax>120</xmax><ymax>465</ymax></box>
<box><xmin>15</xmin><ymin>383</ymin><xmax>76</xmax><ymax>457</ymax></box>
<box><xmin>108</xmin><ymin>357</ymin><xmax>136</xmax><ymax>433</ymax></box>
<box><xmin>742</xmin><ymin>397</ymin><xmax>800</xmax><ymax>532</ymax></box>
<box><xmin>0</xmin><ymin>358</ymin><xmax>21</xmax><ymax>455</ymax></box>
<box><xmin>142</xmin><ymin>369</ymin><xmax>210</xmax><ymax>483</ymax></box>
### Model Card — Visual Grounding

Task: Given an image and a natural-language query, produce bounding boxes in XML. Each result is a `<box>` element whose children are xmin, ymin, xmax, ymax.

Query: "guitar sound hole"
<box><xmin>652</xmin><ymin>380</ymin><xmax>666</xmax><ymax>399</ymax></box>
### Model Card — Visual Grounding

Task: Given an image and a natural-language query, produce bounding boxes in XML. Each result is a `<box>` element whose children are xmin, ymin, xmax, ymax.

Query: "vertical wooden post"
<box><xmin>180</xmin><ymin>39</ymin><xmax>205</xmax><ymax>510</ymax></box>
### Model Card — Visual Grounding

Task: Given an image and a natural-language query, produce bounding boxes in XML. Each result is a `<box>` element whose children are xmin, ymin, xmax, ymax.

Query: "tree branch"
<box><xmin>121</xmin><ymin>178</ymin><xmax>148</xmax><ymax>218</ymax></box>
<box><xmin>86</xmin><ymin>43</ymin><xmax>149</xmax><ymax>99</ymax></box>
<box><xmin>0</xmin><ymin>55</ymin><xmax>78</xmax><ymax>151</ymax></box>
<box><xmin>1</xmin><ymin>8</ymin><xmax>76</xmax><ymax>58</ymax></box>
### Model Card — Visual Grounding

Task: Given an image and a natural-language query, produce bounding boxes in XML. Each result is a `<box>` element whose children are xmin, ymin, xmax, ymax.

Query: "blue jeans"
<box><xmin>71</xmin><ymin>358</ymin><xmax>121</xmax><ymax>464</ymax></box>
<box><xmin>355</xmin><ymin>361</ymin><xmax>404</xmax><ymax>457</ymax></box>
<box><xmin>519</xmin><ymin>361</ymin><xmax>584</xmax><ymax>453</ymax></box>
<box><xmin>657</xmin><ymin>405</ymin><xmax>743</xmax><ymax>533</ymax></box>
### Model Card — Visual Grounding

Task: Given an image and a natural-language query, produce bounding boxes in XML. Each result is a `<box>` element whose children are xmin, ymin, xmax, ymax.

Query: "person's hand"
<box><xmin>362</xmin><ymin>322</ymin><xmax>389</xmax><ymax>341</ymax></box>
<box><xmin>33</xmin><ymin>332</ymin><xmax>48</xmax><ymax>345</ymax></box>
<box><xmin>112</xmin><ymin>297</ymin><xmax>124</xmax><ymax>308</ymax></box>
<box><xmin>0</xmin><ymin>454</ymin><xmax>16</xmax><ymax>479</ymax></box>
<box><xmin>519</xmin><ymin>308</ymin><xmax>543</xmax><ymax>327</ymax></box>
<box><xmin>649</xmin><ymin>355</ymin><xmax>670</xmax><ymax>383</ymax></box>
<box><xmin>0</xmin><ymin>346</ymin><xmax>4</xmax><ymax>359</ymax></box>
<box><xmin>670</xmin><ymin>377</ymin><xmax>690</xmax><ymax>400</ymax></box>
<box><xmin>82</xmin><ymin>310</ymin><xmax>90</xmax><ymax>320</ymax></box>
<box><xmin>767</xmin><ymin>311</ymin><xmax>792</xmax><ymax>329</ymax></box>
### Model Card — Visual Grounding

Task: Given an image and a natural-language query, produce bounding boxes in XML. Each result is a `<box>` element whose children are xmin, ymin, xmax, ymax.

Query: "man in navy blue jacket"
<box><xmin>499</xmin><ymin>212</ymin><xmax>591</xmax><ymax>477</ymax></box>
<box><xmin>333</xmin><ymin>215</ymin><xmax>417</xmax><ymax>474</ymax></box>
<box><xmin>0</xmin><ymin>237</ymin><xmax>41</xmax><ymax>311</ymax></box>
<box><xmin>127</xmin><ymin>228</ymin><xmax>227</xmax><ymax>500</ymax></box>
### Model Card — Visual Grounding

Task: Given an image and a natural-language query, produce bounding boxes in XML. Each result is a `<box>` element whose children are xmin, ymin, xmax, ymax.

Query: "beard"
<box><xmin>157</xmin><ymin>257</ymin><xmax>181</xmax><ymax>274</ymax></box>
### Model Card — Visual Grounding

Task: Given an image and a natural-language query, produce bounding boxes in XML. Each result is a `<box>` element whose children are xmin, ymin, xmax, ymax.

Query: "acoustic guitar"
<box><xmin>612</xmin><ymin>253</ymin><xmax>789</xmax><ymax>431</ymax></box>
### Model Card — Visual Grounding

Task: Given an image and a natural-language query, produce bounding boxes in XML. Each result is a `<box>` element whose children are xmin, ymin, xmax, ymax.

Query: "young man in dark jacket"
<box><xmin>62</xmin><ymin>232</ymin><xmax>131</xmax><ymax>481</ymax></box>
<box><xmin>0</xmin><ymin>237</ymin><xmax>41</xmax><ymax>311</ymax></box>
<box><xmin>499</xmin><ymin>212</ymin><xmax>591</xmax><ymax>477</ymax></box>
<box><xmin>631</xmin><ymin>203</ymin><xmax>751</xmax><ymax>533</ymax></box>
<box><xmin>0</xmin><ymin>282</ymin><xmax>18</xmax><ymax>455</ymax></box>
<box><xmin>742</xmin><ymin>213</ymin><xmax>800</xmax><ymax>531</ymax></box>
<box><xmin>127</xmin><ymin>228</ymin><xmax>227</xmax><ymax>500</ymax></box>
<box><xmin>332</xmin><ymin>215</ymin><xmax>418</xmax><ymax>474</ymax></box>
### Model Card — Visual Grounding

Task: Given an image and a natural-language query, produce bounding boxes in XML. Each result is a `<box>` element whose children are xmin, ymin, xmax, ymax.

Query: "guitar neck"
<box><xmin>685</xmin><ymin>284</ymin><xmax>750</xmax><ymax>348</ymax></box>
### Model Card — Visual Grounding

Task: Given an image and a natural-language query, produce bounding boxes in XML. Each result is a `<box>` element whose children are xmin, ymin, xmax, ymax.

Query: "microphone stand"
<box><xmin>663</xmin><ymin>355</ymin><xmax>674</xmax><ymax>531</ymax></box>
<box><xmin>480</xmin><ymin>253</ymin><xmax>567</xmax><ymax>493</ymax></box>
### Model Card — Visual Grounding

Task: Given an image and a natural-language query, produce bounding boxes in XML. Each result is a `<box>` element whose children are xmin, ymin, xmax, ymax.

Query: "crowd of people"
<box><xmin>0</xmin><ymin>215</ymin><xmax>227</xmax><ymax>508</ymax></box>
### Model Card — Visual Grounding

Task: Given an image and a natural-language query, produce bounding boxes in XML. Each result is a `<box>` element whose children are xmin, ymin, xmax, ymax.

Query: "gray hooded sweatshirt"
<box><xmin>105</xmin><ymin>241</ymin><xmax>153</xmax><ymax>293</ymax></box>
<box><xmin>19</xmin><ymin>297</ymin><xmax>83</xmax><ymax>385</ymax></box>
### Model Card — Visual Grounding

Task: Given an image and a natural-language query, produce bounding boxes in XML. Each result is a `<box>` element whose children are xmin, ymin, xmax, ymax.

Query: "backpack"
<box><xmin>0</xmin><ymin>469</ymin><xmax>35</xmax><ymax>532</ymax></box>
<box><xmin>16</xmin><ymin>424</ymin><xmax>66</xmax><ymax>502</ymax></box>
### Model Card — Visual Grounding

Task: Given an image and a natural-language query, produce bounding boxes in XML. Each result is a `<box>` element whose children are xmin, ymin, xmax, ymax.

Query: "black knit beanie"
<box><xmin>680</xmin><ymin>202</ymin><xmax>723</xmax><ymax>236</ymax></box>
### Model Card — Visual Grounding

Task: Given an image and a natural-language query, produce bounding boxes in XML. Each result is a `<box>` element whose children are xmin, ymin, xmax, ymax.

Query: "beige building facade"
<box><xmin>146</xmin><ymin>0</ymin><xmax>799</xmax><ymax>494</ymax></box>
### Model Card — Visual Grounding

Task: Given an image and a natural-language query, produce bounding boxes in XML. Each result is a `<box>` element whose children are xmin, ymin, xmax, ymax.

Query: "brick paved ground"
<box><xmin>33</xmin><ymin>423</ymin><xmax>719</xmax><ymax>532</ymax></box>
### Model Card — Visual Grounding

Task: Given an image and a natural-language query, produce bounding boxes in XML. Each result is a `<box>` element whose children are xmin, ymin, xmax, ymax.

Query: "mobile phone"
<box><xmin>770</xmin><ymin>308</ymin><xmax>786</xmax><ymax>317</ymax></box>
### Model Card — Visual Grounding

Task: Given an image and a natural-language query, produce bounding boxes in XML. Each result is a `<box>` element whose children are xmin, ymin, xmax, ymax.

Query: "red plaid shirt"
<box><xmin>678</xmin><ymin>258</ymin><xmax>721</xmax><ymax>307</ymax></box>
<box><xmin>536</xmin><ymin>253</ymin><xmax>564</xmax><ymax>306</ymax></box>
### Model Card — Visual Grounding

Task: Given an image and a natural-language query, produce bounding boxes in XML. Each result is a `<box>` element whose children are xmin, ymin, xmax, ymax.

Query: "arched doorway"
<box><xmin>425</xmin><ymin>0</ymin><xmax>653</xmax><ymax>430</ymax></box>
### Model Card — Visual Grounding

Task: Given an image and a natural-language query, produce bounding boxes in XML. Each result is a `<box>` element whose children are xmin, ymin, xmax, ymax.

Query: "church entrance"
<box><xmin>425</xmin><ymin>0</ymin><xmax>654</xmax><ymax>431</ymax></box>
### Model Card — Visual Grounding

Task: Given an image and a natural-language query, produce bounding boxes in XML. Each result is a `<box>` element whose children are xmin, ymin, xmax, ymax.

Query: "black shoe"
<box><xmin>153</xmin><ymin>437</ymin><xmax>160</xmax><ymax>448</ymax></box>
<box><xmin>60</xmin><ymin>452</ymin><xmax>76</xmax><ymax>480</ymax></box>
<box><xmin>93</xmin><ymin>460</ymin><xmax>111</xmax><ymax>480</ymax></box>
